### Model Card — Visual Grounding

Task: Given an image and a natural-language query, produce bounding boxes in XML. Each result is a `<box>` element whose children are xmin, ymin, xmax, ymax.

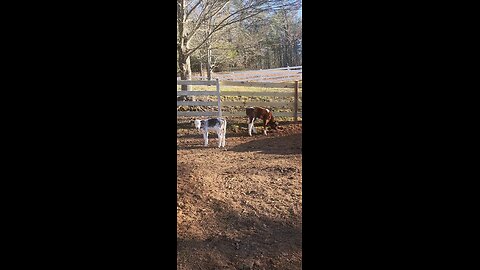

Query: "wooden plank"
<box><xmin>177</xmin><ymin>80</ymin><xmax>217</xmax><ymax>86</ymax></box>
<box><xmin>177</xmin><ymin>78</ymin><xmax>302</xmax><ymax>87</ymax></box>
<box><xmin>226</xmin><ymin>91</ymin><xmax>301</xmax><ymax>98</ymax></box>
<box><xmin>221</xmin><ymin>101</ymin><xmax>294</xmax><ymax>107</ymax></box>
<box><xmin>177</xmin><ymin>91</ymin><xmax>218</xmax><ymax>96</ymax></box>
<box><xmin>227</xmin><ymin>91</ymin><xmax>301</xmax><ymax>98</ymax></box>
<box><xmin>177</xmin><ymin>101</ymin><xmax>218</xmax><ymax>106</ymax></box>
<box><xmin>221</xmin><ymin>91</ymin><xmax>296</xmax><ymax>97</ymax></box>
<box><xmin>220</xmin><ymin>81</ymin><xmax>296</xmax><ymax>88</ymax></box>
<box><xmin>176</xmin><ymin>111</ymin><xmax>220</xmax><ymax>117</ymax></box>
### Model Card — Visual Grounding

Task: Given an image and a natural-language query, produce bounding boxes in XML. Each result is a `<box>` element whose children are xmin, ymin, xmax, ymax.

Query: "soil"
<box><xmin>177</xmin><ymin>118</ymin><xmax>302</xmax><ymax>270</ymax></box>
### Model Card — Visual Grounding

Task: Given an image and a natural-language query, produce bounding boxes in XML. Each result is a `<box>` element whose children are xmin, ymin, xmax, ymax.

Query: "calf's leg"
<box><xmin>220</xmin><ymin>132</ymin><xmax>226</xmax><ymax>147</ymax></box>
<box><xmin>217</xmin><ymin>131</ymin><xmax>223</xmax><ymax>148</ymax></box>
<box><xmin>248</xmin><ymin>117</ymin><xmax>256</xmax><ymax>136</ymax></box>
<box><xmin>203</xmin><ymin>131</ymin><xmax>208</xmax><ymax>146</ymax></box>
<box><xmin>252</xmin><ymin>118</ymin><xmax>257</xmax><ymax>134</ymax></box>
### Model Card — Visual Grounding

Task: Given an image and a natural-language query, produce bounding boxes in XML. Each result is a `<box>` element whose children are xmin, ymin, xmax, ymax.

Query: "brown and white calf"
<box><xmin>245</xmin><ymin>107</ymin><xmax>278</xmax><ymax>136</ymax></box>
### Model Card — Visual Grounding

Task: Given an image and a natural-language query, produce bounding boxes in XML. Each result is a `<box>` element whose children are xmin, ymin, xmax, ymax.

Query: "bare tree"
<box><xmin>177</xmin><ymin>0</ymin><xmax>300</xmax><ymax>92</ymax></box>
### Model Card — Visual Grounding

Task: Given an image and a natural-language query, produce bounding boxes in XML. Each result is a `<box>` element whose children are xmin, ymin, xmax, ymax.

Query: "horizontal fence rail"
<box><xmin>177</xmin><ymin>90</ymin><xmax>219</xmax><ymax>96</ymax></box>
<box><xmin>220</xmin><ymin>81</ymin><xmax>302</xmax><ymax>88</ymax></box>
<box><xmin>176</xmin><ymin>80</ymin><xmax>217</xmax><ymax>86</ymax></box>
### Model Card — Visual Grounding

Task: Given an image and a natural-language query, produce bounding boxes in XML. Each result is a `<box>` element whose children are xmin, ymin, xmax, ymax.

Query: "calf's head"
<box><xmin>193</xmin><ymin>119</ymin><xmax>202</xmax><ymax>130</ymax></box>
<box><xmin>267</xmin><ymin>112</ymin><xmax>278</xmax><ymax>130</ymax></box>
<box><xmin>269</xmin><ymin>120</ymin><xmax>279</xmax><ymax>130</ymax></box>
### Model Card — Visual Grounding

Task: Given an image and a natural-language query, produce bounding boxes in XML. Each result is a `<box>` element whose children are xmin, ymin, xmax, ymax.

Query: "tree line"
<box><xmin>177</xmin><ymin>0</ymin><xmax>302</xmax><ymax>83</ymax></box>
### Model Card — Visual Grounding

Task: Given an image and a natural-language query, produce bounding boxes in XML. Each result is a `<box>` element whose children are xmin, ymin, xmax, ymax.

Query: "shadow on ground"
<box><xmin>228</xmin><ymin>133</ymin><xmax>302</xmax><ymax>155</ymax></box>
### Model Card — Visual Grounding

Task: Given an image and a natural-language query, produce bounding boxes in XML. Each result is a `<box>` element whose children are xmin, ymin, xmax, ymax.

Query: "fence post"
<box><xmin>294</xmin><ymin>80</ymin><xmax>299</xmax><ymax>123</ymax></box>
<box><xmin>216</xmin><ymin>79</ymin><xmax>222</xmax><ymax>117</ymax></box>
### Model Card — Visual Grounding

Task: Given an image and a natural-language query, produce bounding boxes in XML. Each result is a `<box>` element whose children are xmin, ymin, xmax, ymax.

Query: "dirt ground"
<box><xmin>177</xmin><ymin>118</ymin><xmax>302</xmax><ymax>270</ymax></box>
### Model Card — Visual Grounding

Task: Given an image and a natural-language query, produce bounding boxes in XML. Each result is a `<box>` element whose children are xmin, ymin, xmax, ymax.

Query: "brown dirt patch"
<box><xmin>177</xmin><ymin>118</ymin><xmax>302</xmax><ymax>270</ymax></box>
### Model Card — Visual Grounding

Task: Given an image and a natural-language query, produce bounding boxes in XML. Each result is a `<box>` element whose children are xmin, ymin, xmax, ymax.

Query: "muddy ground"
<box><xmin>177</xmin><ymin>118</ymin><xmax>302</xmax><ymax>270</ymax></box>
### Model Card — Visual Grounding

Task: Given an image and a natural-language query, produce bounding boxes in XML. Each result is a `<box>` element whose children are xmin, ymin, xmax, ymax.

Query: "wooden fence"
<box><xmin>177</xmin><ymin>80</ymin><xmax>302</xmax><ymax>121</ymax></box>
<box><xmin>177</xmin><ymin>79</ymin><xmax>222</xmax><ymax>117</ymax></box>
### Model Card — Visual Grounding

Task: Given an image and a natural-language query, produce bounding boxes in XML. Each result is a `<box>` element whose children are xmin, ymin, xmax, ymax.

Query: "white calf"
<box><xmin>194</xmin><ymin>118</ymin><xmax>227</xmax><ymax>148</ymax></box>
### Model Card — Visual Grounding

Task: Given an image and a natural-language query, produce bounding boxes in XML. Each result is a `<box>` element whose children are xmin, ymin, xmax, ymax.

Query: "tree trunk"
<box><xmin>206</xmin><ymin>44</ymin><xmax>213</xmax><ymax>80</ymax></box>
<box><xmin>177</xmin><ymin>49</ymin><xmax>194</xmax><ymax>101</ymax></box>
